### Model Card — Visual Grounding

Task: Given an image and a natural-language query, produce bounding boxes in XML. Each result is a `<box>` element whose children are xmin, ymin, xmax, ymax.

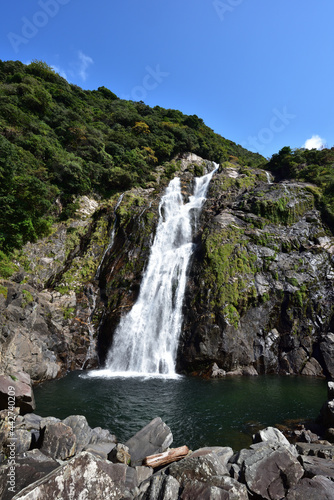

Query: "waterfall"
<box><xmin>265</xmin><ymin>171</ymin><xmax>273</xmax><ymax>184</ymax></box>
<box><xmin>93</xmin><ymin>165</ymin><xmax>217</xmax><ymax>378</ymax></box>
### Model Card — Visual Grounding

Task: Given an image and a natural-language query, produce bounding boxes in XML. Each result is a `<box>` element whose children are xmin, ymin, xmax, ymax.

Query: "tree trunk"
<box><xmin>143</xmin><ymin>445</ymin><xmax>189</xmax><ymax>468</ymax></box>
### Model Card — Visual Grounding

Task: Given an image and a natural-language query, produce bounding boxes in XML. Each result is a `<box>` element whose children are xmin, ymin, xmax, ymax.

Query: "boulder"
<box><xmin>40</xmin><ymin>422</ymin><xmax>76</xmax><ymax>460</ymax></box>
<box><xmin>253</xmin><ymin>425</ymin><xmax>298</xmax><ymax>457</ymax></box>
<box><xmin>180</xmin><ymin>480</ymin><xmax>228</xmax><ymax>500</ymax></box>
<box><xmin>108</xmin><ymin>443</ymin><xmax>131</xmax><ymax>465</ymax></box>
<box><xmin>207</xmin><ymin>363</ymin><xmax>226</xmax><ymax>378</ymax></box>
<box><xmin>328</xmin><ymin>381</ymin><xmax>334</xmax><ymax>400</ymax></box>
<box><xmin>11</xmin><ymin>452</ymin><xmax>128</xmax><ymax>500</ymax></box>
<box><xmin>241</xmin><ymin>443</ymin><xmax>304</xmax><ymax>499</ymax></box>
<box><xmin>301</xmin><ymin>357</ymin><xmax>324</xmax><ymax>377</ymax></box>
<box><xmin>84</xmin><ymin>441</ymin><xmax>116</xmax><ymax>460</ymax></box>
<box><xmin>16</xmin><ymin>413</ymin><xmax>42</xmax><ymax>431</ymax></box>
<box><xmin>320</xmin><ymin>400</ymin><xmax>334</xmax><ymax>428</ymax></box>
<box><xmin>144</xmin><ymin>475</ymin><xmax>180</xmax><ymax>500</ymax></box>
<box><xmin>168</xmin><ymin>449</ymin><xmax>230</xmax><ymax>484</ymax></box>
<box><xmin>0</xmin><ymin>372</ymin><xmax>35</xmax><ymax>415</ymax></box>
<box><xmin>125</xmin><ymin>417</ymin><xmax>173</xmax><ymax>466</ymax></box>
<box><xmin>319</xmin><ymin>333</ymin><xmax>334</xmax><ymax>379</ymax></box>
<box><xmin>89</xmin><ymin>426</ymin><xmax>117</xmax><ymax>444</ymax></box>
<box><xmin>190</xmin><ymin>447</ymin><xmax>234</xmax><ymax>466</ymax></box>
<box><xmin>299</xmin><ymin>454</ymin><xmax>334</xmax><ymax>480</ymax></box>
<box><xmin>8</xmin><ymin>429</ymin><xmax>32</xmax><ymax>455</ymax></box>
<box><xmin>0</xmin><ymin>449</ymin><xmax>59</xmax><ymax>500</ymax></box>
<box><xmin>285</xmin><ymin>476</ymin><xmax>334</xmax><ymax>500</ymax></box>
<box><xmin>62</xmin><ymin>415</ymin><xmax>92</xmax><ymax>452</ymax></box>
<box><xmin>295</xmin><ymin>442</ymin><xmax>334</xmax><ymax>459</ymax></box>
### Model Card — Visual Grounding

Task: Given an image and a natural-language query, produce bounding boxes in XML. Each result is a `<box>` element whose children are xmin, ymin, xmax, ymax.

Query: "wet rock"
<box><xmin>207</xmin><ymin>363</ymin><xmax>226</xmax><ymax>378</ymax></box>
<box><xmin>242</xmin><ymin>365</ymin><xmax>258</xmax><ymax>376</ymax></box>
<box><xmin>328</xmin><ymin>381</ymin><xmax>334</xmax><ymax>399</ymax></box>
<box><xmin>40</xmin><ymin>422</ymin><xmax>76</xmax><ymax>460</ymax></box>
<box><xmin>320</xmin><ymin>400</ymin><xmax>334</xmax><ymax>428</ymax></box>
<box><xmin>125</xmin><ymin>417</ymin><xmax>173</xmax><ymax>466</ymax></box>
<box><xmin>301</xmin><ymin>357</ymin><xmax>324</xmax><ymax>376</ymax></box>
<box><xmin>0</xmin><ymin>372</ymin><xmax>35</xmax><ymax>415</ymax></box>
<box><xmin>319</xmin><ymin>333</ymin><xmax>334</xmax><ymax>378</ymax></box>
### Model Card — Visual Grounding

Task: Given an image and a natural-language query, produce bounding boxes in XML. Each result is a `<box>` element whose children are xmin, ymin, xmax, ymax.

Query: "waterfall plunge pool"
<box><xmin>34</xmin><ymin>372</ymin><xmax>326</xmax><ymax>451</ymax></box>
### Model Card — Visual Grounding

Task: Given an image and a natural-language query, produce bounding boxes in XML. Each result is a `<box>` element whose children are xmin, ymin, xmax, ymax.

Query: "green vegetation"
<box><xmin>0</xmin><ymin>284</ymin><xmax>7</xmax><ymax>299</ymax></box>
<box><xmin>0</xmin><ymin>59</ymin><xmax>264</xmax><ymax>259</ymax></box>
<box><xmin>267</xmin><ymin>146</ymin><xmax>334</xmax><ymax>228</ymax></box>
<box><xmin>22</xmin><ymin>289</ymin><xmax>34</xmax><ymax>307</ymax></box>
<box><xmin>201</xmin><ymin>225</ymin><xmax>258</xmax><ymax>320</ymax></box>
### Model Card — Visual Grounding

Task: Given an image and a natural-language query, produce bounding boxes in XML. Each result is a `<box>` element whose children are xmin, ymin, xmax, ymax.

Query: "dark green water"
<box><xmin>34</xmin><ymin>372</ymin><xmax>326</xmax><ymax>451</ymax></box>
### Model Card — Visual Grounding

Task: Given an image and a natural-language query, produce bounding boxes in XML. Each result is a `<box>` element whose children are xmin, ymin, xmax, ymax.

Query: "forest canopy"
<box><xmin>0</xmin><ymin>59</ymin><xmax>264</xmax><ymax>253</ymax></box>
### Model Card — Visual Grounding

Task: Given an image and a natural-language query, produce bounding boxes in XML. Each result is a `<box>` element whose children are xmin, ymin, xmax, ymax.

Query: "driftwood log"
<box><xmin>143</xmin><ymin>445</ymin><xmax>189</xmax><ymax>468</ymax></box>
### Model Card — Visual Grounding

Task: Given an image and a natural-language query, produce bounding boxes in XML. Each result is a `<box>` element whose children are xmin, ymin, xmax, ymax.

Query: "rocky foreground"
<box><xmin>1</xmin><ymin>375</ymin><xmax>334</xmax><ymax>499</ymax></box>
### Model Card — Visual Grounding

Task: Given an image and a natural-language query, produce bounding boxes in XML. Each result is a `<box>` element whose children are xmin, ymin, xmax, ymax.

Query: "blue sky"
<box><xmin>1</xmin><ymin>0</ymin><xmax>333</xmax><ymax>158</ymax></box>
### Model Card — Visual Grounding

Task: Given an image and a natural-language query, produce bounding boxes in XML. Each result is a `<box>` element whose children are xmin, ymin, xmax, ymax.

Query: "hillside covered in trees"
<box><xmin>0</xmin><ymin>59</ymin><xmax>264</xmax><ymax>257</ymax></box>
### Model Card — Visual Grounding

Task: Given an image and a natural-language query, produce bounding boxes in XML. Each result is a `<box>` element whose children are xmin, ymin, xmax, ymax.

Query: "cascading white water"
<box><xmin>96</xmin><ymin>165</ymin><xmax>218</xmax><ymax>378</ymax></box>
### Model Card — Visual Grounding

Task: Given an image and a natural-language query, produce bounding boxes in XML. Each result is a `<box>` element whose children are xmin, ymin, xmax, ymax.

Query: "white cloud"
<box><xmin>304</xmin><ymin>135</ymin><xmax>326</xmax><ymax>150</ymax></box>
<box><xmin>51</xmin><ymin>65</ymin><xmax>68</xmax><ymax>80</ymax></box>
<box><xmin>77</xmin><ymin>51</ymin><xmax>93</xmax><ymax>81</ymax></box>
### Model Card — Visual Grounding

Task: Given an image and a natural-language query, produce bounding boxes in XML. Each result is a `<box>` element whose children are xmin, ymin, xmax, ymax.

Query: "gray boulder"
<box><xmin>285</xmin><ymin>476</ymin><xmax>334</xmax><ymax>500</ymax></box>
<box><xmin>253</xmin><ymin>425</ymin><xmax>298</xmax><ymax>456</ymax></box>
<box><xmin>0</xmin><ymin>372</ymin><xmax>35</xmax><ymax>415</ymax></box>
<box><xmin>299</xmin><ymin>454</ymin><xmax>334</xmax><ymax>480</ymax></box>
<box><xmin>12</xmin><ymin>451</ymin><xmax>128</xmax><ymax>500</ymax></box>
<box><xmin>84</xmin><ymin>441</ymin><xmax>116</xmax><ymax>460</ymax></box>
<box><xmin>319</xmin><ymin>333</ymin><xmax>334</xmax><ymax>379</ymax></box>
<box><xmin>0</xmin><ymin>449</ymin><xmax>59</xmax><ymax>500</ymax></box>
<box><xmin>180</xmin><ymin>480</ymin><xmax>227</xmax><ymax>500</ymax></box>
<box><xmin>62</xmin><ymin>415</ymin><xmax>92</xmax><ymax>452</ymax></box>
<box><xmin>108</xmin><ymin>443</ymin><xmax>131</xmax><ymax>465</ymax></box>
<box><xmin>241</xmin><ymin>443</ymin><xmax>304</xmax><ymax>499</ymax></box>
<box><xmin>125</xmin><ymin>417</ymin><xmax>173</xmax><ymax>466</ymax></box>
<box><xmin>328</xmin><ymin>381</ymin><xmax>334</xmax><ymax>400</ymax></box>
<box><xmin>40</xmin><ymin>422</ymin><xmax>76</xmax><ymax>460</ymax></box>
<box><xmin>296</xmin><ymin>442</ymin><xmax>334</xmax><ymax>459</ymax></box>
<box><xmin>168</xmin><ymin>449</ymin><xmax>230</xmax><ymax>484</ymax></box>
<box><xmin>143</xmin><ymin>475</ymin><xmax>180</xmax><ymax>500</ymax></box>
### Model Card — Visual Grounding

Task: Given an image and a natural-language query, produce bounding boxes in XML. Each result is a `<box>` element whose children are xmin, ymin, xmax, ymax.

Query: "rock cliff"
<box><xmin>1</xmin><ymin>153</ymin><xmax>334</xmax><ymax>382</ymax></box>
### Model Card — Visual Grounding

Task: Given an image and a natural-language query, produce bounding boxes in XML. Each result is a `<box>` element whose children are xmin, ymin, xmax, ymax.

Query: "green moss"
<box><xmin>201</xmin><ymin>224</ymin><xmax>258</xmax><ymax>312</ymax></box>
<box><xmin>287</xmin><ymin>277</ymin><xmax>299</xmax><ymax>287</ymax></box>
<box><xmin>0</xmin><ymin>251</ymin><xmax>18</xmax><ymax>278</ymax></box>
<box><xmin>223</xmin><ymin>304</ymin><xmax>240</xmax><ymax>328</ymax></box>
<box><xmin>22</xmin><ymin>289</ymin><xmax>34</xmax><ymax>307</ymax></box>
<box><xmin>63</xmin><ymin>306</ymin><xmax>75</xmax><ymax>319</ymax></box>
<box><xmin>0</xmin><ymin>284</ymin><xmax>7</xmax><ymax>299</ymax></box>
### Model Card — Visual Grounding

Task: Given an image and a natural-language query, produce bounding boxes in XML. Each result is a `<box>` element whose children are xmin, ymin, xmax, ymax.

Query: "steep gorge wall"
<box><xmin>178</xmin><ymin>163</ymin><xmax>334</xmax><ymax>377</ymax></box>
<box><xmin>1</xmin><ymin>154</ymin><xmax>334</xmax><ymax>382</ymax></box>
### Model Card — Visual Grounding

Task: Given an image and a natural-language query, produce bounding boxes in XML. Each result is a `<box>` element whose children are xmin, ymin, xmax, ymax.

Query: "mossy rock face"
<box><xmin>178</xmin><ymin>165</ymin><xmax>334</xmax><ymax>376</ymax></box>
<box><xmin>239</xmin><ymin>182</ymin><xmax>315</xmax><ymax>225</ymax></box>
